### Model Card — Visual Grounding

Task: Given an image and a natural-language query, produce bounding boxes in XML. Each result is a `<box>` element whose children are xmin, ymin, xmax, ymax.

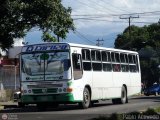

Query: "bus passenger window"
<box><xmin>115</xmin><ymin>53</ymin><xmax>120</xmax><ymax>62</ymax></box>
<box><xmin>72</xmin><ymin>54</ymin><xmax>83</xmax><ymax>80</ymax></box>
<box><xmin>113</xmin><ymin>64</ymin><xmax>120</xmax><ymax>72</ymax></box>
<box><xmin>103</xmin><ymin>63</ymin><xmax>112</xmax><ymax>71</ymax></box>
<box><xmin>120</xmin><ymin>53</ymin><xmax>125</xmax><ymax>63</ymax></box>
<box><xmin>82</xmin><ymin>49</ymin><xmax>91</xmax><ymax>60</ymax></box>
<box><xmin>111</xmin><ymin>52</ymin><xmax>115</xmax><ymax>62</ymax></box>
<box><xmin>102</xmin><ymin>51</ymin><xmax>107</xmax><ymax>61</ymax></box>
<box><xmin>128</xmin><ymin>55</ymin><xmax>133</xmax><ymax>63</ymax></box>
<box><xmin>91</xmin><ymin>50</ymin><xmax>96</xmax><ymax>61</ymax></box>
<box><xmin>83</xmin><ymin>62</ymin><xmax>91</xmax><ymax>71</ymax></box>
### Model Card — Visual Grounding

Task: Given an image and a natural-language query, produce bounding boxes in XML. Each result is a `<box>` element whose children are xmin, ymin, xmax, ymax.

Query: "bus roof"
<box><xmin>21</xmin><ymin>42</ymin><xmax>138</xmax><ymax>54</ymax></box>
<box><xmin>68</xmin><ymin>43</ymin><xmax>138</xmax><ymax>54</ymax></box>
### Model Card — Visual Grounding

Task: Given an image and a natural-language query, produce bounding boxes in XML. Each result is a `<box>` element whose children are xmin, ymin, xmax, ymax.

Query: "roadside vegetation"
<box><xmin>114</xmin><ymin>22</ymin><xmax>160</xmax><ymax>88</ymax></box>
<box><xmin>0</xmin><ymin>89</ymin><xmax>14</xmax><ymax>102</ymax></box>
<box><xmin>91</xmin><ymin>108</ymin><xmax>160</xmax><ymax>120</ymax></box>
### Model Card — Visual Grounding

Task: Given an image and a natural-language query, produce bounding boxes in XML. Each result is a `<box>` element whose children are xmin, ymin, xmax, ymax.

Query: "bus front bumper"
<box><xmin>20</xmin><ymin>93</ymin><xmax>76</xmax><ymax>104</ymax></box>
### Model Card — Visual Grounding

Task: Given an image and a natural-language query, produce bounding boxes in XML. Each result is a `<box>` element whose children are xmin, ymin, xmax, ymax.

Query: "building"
<box><xmin>0</xmin><ymin>38</ymin><xmax>24</xmax><ymax>90</ymax></box>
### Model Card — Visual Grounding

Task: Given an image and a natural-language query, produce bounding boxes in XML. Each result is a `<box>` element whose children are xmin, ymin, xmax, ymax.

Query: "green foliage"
<box><xmin>143</xmin><ymin>108</ymin><xmax>158</xmax><ymax>115</ymax></box>
<box><xmin>91</xmin><ymin>116</ymin><xmax>108</xmax><ymax>120</ymax></box>
<box><xmin>0</xmin><ymin>0</ymin><xmax>74</xmax><ymax>50</ymax></box>
<box><xmin>108</xmin><ymin>113</ymin><xmax>122</xmax><ymax>120</ymax></box>
<box><xmin>114</xmin><ymin>22</ymin><xmax>160</xmax><ymax>86</ymax></box>
<box><xmin>154</xmin><ymin>106</ymin><xmax>160</xmax><ymax>113</ymax></box>
<box><xmin>114</xmin><ymin>25</ymin><xmax>152</xmax><ymax>50</ymax></box>
<box><xmin>114</xmin><ymin>23</ymin><xmax>160</xmax><ymax>51</ymax></box>
<box><xmin>42</xmin><ymin>32</ymin><xmax>57</xmax><ymax>42</ymax></box>
<box><xmin>90</xmin><ymin>108</ymin><xmax>160</xmax><ymax>120</ymax></box>
<box><xmin>91</xmin><ymin>114</ymin><xmax>122</xmax><ymax>120</ymax></box>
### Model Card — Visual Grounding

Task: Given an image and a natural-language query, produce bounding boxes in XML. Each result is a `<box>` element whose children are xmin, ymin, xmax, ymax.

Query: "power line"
<box><xmin>73</xmin><ymin>17</ymin><xmax>153</xmax><ymax>24</ymax></box>
<box><xmin>72</xmin><ymin>10</ymin><xmax>160</xmax><ymax>17</ymax></box>
<box><xmin>76</xmin><ymin>0</ymin><xmax>111</xmax><ymax>14</ymax></box>
<box><xmin>120</xmin><ymin>15</ymin><xmax>139</xmax><ymax>39</ymax></box>
<box><xmin>99</xmin><ymin>0</ymin><xmax>131</xmax><ymax>14</ymax></box>
<box><xmin>74</xmin><ymin>30</ymin><xmax>96</xmax><ymax>45</ymax></box>
<box><xmin>96</xmin><ymin>38</ymin><xmax>104</xmax><ymax>46</ymax></box>
<box><xmin>88</xmin><ymin>0</ymin><xmax>120</xmax><ymax>14</ymax></box>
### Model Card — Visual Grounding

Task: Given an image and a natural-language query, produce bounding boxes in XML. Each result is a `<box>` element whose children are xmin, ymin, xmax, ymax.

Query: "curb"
<box><xmin>0</xmin><ymin>105</ymin><xmax>4</xmax><ymax>110</ymax></box>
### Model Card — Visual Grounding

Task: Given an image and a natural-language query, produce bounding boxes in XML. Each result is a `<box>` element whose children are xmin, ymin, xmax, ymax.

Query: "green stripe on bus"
<box><xmin>21</xmin><ymin>93</ymin><xmax>75</xmax><ymax>103</ymax></box>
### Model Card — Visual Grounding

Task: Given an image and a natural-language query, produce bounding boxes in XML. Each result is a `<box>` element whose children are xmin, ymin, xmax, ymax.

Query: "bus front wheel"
<box><xmin>18</xmin><ymin>102</ymin><xmax>25</xmax><ymax>108</ymax></box>
<box><xmin>79</xmin><ymin>87</ymin><xmax>91</xmax><ymax>109</ymax></box>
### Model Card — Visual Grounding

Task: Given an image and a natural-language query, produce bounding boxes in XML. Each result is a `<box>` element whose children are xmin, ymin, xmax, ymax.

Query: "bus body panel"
<box><xmin>92</xmin><ymin>71</ymin><xmax>114</xmax><ymax>99</ymax></box>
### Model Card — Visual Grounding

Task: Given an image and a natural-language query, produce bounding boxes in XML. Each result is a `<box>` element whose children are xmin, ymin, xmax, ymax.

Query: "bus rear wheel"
<box><xmin>112</xmin><ymin>86</ymin><xmax>128</xmax><ymax>104</ymax></box>
<box><xmin>79</xmin><ymin>87</ymin><xmax>91</xmax><ymax>109</ymax></box>
<box><xmin>119</xmin><ymin>86</ymin><xmax>128</xmax><ymax>104</ymax></box>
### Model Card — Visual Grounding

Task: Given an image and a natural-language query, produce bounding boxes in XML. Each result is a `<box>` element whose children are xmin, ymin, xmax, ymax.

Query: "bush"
<box><xmin>143</xmin><ymin>108</ymin><xmax>158</xmax><ymax>115</ymax></box>
<box><xmin>90</xmin><ymin>108</ymin><xmax>160</xmax><ymax>120</ymax></box>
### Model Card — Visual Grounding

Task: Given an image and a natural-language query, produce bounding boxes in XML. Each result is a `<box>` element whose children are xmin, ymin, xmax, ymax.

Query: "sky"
<box><xmin>25</xmin><ymin>0</ymin><xmax>160</xmax><ymax>48</ymax></box>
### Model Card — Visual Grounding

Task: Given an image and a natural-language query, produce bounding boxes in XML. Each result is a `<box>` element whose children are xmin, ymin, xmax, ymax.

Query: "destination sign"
<box><xmin>22</xmin><ymin>44</ymin><xmax>69</xmax><ymax>52</ymax></box>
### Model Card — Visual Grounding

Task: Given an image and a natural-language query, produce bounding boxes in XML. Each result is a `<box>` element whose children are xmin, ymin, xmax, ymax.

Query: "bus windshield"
<box><xmin>21</xmin><ymin>51</ymin><xmax>71</xmax><ymax>81</ymax></box>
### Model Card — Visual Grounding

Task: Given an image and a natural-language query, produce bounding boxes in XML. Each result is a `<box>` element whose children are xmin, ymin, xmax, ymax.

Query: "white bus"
<box><xmin>19</xmin><ymin>43</ymin><xmax>141</xmax><ymax>109</ymax></box>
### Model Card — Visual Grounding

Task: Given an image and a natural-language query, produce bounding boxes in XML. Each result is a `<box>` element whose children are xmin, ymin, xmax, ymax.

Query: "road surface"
<box><xmin>0</xmin><ymin>96</ymin><xmax>160</xmax><ymax>120</ymax></box>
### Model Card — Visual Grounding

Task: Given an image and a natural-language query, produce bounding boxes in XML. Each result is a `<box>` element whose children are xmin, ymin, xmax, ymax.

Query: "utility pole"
<box><xmin>120</xmin><ymin>15</ymin><xmax>139</xmax><ymax>38</ymax></box>
<box><xmin>96</xmin><ymin>38</ymin><xmax>104</xmax><ymax>46</ymax></box>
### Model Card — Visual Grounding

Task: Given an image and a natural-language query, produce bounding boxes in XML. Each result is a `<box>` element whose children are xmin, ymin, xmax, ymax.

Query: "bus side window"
<box><xmin>72</xmin><ymin>53</ymin><xmax>83</xmax><ymax>80</ymax></box>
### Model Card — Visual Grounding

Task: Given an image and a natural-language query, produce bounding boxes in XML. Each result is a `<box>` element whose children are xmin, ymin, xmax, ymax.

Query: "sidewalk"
<box><xmin>0</xmin><ymin>101</ymin><xmax>17</xmax><ymax>110</ymax></box>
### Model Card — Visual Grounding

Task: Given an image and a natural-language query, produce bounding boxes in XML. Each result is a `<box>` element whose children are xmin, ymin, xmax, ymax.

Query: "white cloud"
<box><xmin>26</xmin><ymin>0</ymin><xmax>160</xmax><ymax>47</ymax></box>
<box><xmin>63</xmin><ymin>0</ymin><xmax>160</xmax><ymax>27</ymax></box>
<box><xmin>61</xmin><ymin>0</ymin><xmax>159</xmax><ymax>46</ymax></box>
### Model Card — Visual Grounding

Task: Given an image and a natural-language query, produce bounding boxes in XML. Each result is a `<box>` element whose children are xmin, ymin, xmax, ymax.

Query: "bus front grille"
<box><xmin>32</xmin><ymin>88</ymin><xmax>58</xmax><ymax>94</ymax></box>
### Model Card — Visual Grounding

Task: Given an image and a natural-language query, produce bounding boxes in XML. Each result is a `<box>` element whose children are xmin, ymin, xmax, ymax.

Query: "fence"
<box><xmin>0</xmin><ymin>65</ymin><xmax>20</xmax><ymax>90</ymax></box>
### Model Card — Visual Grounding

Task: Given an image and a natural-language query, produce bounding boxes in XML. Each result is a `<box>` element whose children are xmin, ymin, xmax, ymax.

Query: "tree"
<box><xmin>114</xmin><ymin>23</ymin><xmax>160</xmax><ymax>51</ymax></box>
<box><xmin>114</xmin><ymin>22</ymin><xmax>160</xmax><ymax>86</ymax></box>
<box><xmin>114</xmin><ymin>25</ymin><xmax>151</xmax><ymax>51</ymax></box>
<box><xmin>0</xmin><ymin>0</ymin><xmax>74</xmax><ymax>50</ymax></box>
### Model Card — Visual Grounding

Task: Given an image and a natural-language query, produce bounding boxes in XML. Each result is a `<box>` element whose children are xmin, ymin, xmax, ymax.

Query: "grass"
<box><xmin>154</xmin><ymin>106</ymin><xmax>160</xmax><ymax>113</ymax></box>
<box><xmin>90</xmin><ymin>107</ymin><xmax>160</xmax><ymax>120</ymax></box>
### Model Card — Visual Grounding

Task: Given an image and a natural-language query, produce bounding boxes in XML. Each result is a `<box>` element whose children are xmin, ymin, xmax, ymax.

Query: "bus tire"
<box><xmin>79</xmin><ymin>87</ymin><xmax>91</xmax><ymax>109</ymax></box>
<box><xmin>18</xmin><ymin>102</ymin><xmax>25</xmax><ymax>108</ymax></box>
<box><xmin>112</xmin><ymin>86</ymin><xmax>128</xmax><ymax>104</ymax></box>
<box><xmin>119</xmin><ymin>86</ymin><xmax>128</xmax><ymax>104</ymax></box>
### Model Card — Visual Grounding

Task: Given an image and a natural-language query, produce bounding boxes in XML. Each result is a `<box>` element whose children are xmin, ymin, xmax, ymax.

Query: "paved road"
<box><xmin>0</xmin><ymin>96</ymin><xmax>160</xmax><ymax>120</ymax></box>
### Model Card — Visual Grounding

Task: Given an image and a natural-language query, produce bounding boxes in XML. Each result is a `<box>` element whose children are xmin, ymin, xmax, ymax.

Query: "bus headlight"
<box><xmin>63</xmin><ymin>88</ymin><xmax>66</xmax><ymax>92</ymax></box>
<box><xmin>23</xmin><ymin>90</ymin><xmax>27</xmax><ymax>93</ymax></box>
<box><xmin>28</xmin><ymin>89</ymin><xmax>32</xmax><ymax>93</ymax></box>
<box><xmin>58</xmin><ymin>88</ymin><xmax>62</xmax><ymax>92</ymax></box>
